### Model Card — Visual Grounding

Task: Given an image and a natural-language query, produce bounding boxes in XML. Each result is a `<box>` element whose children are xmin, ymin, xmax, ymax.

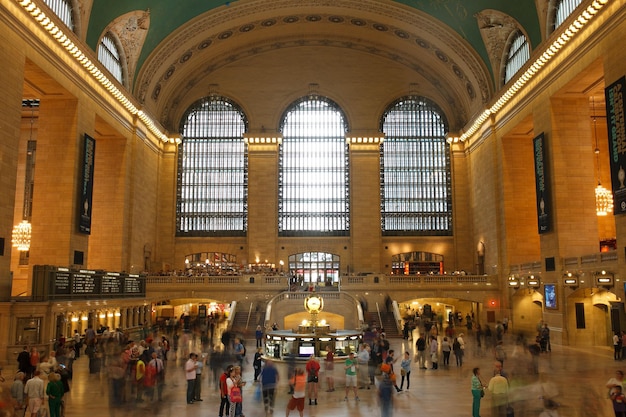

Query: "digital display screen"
<box><xmin>299</xmin><ymin>345</ymin><xmax>315</xmax><ymax>356</ymax></box>
<box><xmin>545</xmin><ymin>284</ymin><xmax>557</xmax><ymax>309</ymax></box>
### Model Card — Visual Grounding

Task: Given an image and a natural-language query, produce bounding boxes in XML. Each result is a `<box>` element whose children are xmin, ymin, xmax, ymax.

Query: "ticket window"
<box><xmin>16</xmin><ymin>317</ymin><xmax>42</xmax><ymax>345</ymax></box>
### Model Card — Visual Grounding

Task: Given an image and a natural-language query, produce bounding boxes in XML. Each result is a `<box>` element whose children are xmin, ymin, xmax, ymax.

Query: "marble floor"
<box><xmin>1</xmin><ymin>331</ymin><xmax>621</xmax><ymax>417</ymax></box>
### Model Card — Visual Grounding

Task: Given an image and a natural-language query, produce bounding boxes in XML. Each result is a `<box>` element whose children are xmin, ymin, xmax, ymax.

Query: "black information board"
<box><xmin>33</xmin><ymin>265</ymin><xmax>146</xmax><ymax>301</ymax></box>
<box><xmin>72</xmin><ymin>272</ymin><xmax>99</xmax><ymax>295</ymax></box>
<box><xmin>124</xmin><ymin>275</ymin><xmax>143</xmax><ymax>294</ymax></box>
<box><xmin>101</xmin><ymin>274</ymin><xmax>123</xmax><ymax>294</ymax></box>
<box><xmin>53</xmin><ymin>269</ymin><xmax>71</xmax><ymax>295</ymax></box>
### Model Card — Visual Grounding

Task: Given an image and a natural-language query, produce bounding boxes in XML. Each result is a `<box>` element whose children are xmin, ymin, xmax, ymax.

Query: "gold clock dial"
<box><xmin>305</xmin><ymin>296</ymin><xmax>322</xmax><ymax>312</ymax></box>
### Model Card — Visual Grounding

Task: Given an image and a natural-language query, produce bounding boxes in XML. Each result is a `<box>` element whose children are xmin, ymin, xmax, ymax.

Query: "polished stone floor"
<box><xmin>1</xmin><ymin>330</ymin><xmax>621</xmax><ymax>417</ymax></box>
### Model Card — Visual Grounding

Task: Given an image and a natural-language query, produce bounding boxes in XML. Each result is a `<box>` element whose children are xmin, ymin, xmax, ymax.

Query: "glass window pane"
<box><xmin>380</xmin><ymin>97</ymin><xmax>452</xmax><ymax>235</ymax></box>
<box><xmin>278</xmin><ymin>96</ymin><xmax>349</xmax><ymax>237</ymax></box>
<box><xmin>98</xmin><ymin>33</ymin><xmax>124</xmax><ymax>84</ymax></box>
<box><xmin>504</xmin><ymin>31</ymin><xmax>530</xmax><ymax>84</ymax></box>
<box><xmin>176</xmin><ymin>96</ymin><xmax>248</xmax><ymax>236</ymax></box>
<box><xmin>43</xmin><ymin>0</ymin><xmax>74</xmax><ymax>30</ymax></box>
<box><xmin>555</xmin><ymin>0</ymin><xmax>583</xmax><ymax>29</ymax></box>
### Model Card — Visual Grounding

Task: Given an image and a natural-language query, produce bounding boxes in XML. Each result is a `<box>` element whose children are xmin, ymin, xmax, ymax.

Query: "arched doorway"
<box><xmin>566</xmin><ymin>288</ymin><xmax>619</xmax><ymax>347</ymax></box>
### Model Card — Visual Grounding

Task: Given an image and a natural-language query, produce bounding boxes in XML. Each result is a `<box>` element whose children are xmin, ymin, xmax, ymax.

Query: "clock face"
<box><xmin>306</xmin><ymin>296</ymin><xmax>322</xmax><ymax>312</ymax></box>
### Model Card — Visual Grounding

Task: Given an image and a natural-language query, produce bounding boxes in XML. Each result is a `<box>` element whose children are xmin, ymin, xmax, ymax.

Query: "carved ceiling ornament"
<box><xmin>134</xmin><ymin>0</ymin><xmax>492</xmax><ymax>128</ymax></box>
<box><xmin>107</xmin><ymin>10</ymin><xmax>150</xmax><ymax>90</ymax></box>
<box><xmin>157</xmin><ymin>33</ymin><xmax>468</xmax><ymax>131</ymax></box>
<box><xmin>475</xmin><ymin>9</ymin><xmax>522</xmax><ymax>88</ymax></box>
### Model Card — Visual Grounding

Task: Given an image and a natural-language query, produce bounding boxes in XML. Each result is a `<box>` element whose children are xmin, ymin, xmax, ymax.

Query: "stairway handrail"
<box><xmin>264</xmin><ymin>291</ymin><xmax>364</xmax><ymax>330</ymax></box>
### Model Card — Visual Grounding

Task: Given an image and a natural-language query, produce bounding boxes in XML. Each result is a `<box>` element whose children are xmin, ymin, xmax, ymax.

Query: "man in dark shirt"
<box><xmin>415</xmin><ymin>336</ymin><xmax>427</xmax><ymax>369</ymax></box>
<box><xmin>17</xmin><ymin>346</ymin><xmax>31</xmax><ymax>377</ymax></box>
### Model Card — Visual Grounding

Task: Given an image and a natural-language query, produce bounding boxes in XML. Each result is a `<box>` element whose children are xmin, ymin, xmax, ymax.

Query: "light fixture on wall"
<box><xmin>592</xmin><ymin>96</ymin><xmax>614</xmax><ymax>216</ymax></box>
<box><xmin>12</xmin><ymin>220</ymin><xmax>32</xmax><ymax>251</ymax></box>
<box><xmin>12</xmin><ymin>100</ymin><xmax>38</xmax><ymax>251</ymax></box>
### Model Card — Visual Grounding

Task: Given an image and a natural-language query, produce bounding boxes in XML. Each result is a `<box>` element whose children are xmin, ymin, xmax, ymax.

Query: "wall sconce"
<box><xmin>595</xmin><ymin>270</ymin><xmax>614</xmax><ymax>288</ymax></box>
<box><xmin>508</xmin><ymin>275</ymin><xmax>520</xmax><ymax>289</ymax></box>
<box><xmin>563</xmin><ymin>272</ymin><xmax>579</xmax><ymax>288</ymax></box>
<box><xmin>527</xmin><ymin>275</ymin><xmax>541</xmax><ymax>289</ymax></box>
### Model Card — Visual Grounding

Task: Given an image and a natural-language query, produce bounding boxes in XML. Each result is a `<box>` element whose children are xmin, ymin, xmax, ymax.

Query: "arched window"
<box><xmin>176</xmin><ymin>96</ymin><xmax>248</xmax><ymax>236</ymax></box>
<box><xmin>278</xmin><ymin>96</ymin><xmax>350</xmax><ymax>236</ymax></box>
<box><xmin>391</xmin><ymin>251</ymin><xmax>444</xmax><ymax>275</ymax></box>
<box><xmin>288</xmin><ymin>252</ymin><xmax>340</xmax><ymax>285</ymax></box>
<box><xmin>43</xmin><ymin>0</ymin><xmax>74</xmax><ymax>31</ymax></box>
<box><xmin>380</xmin><ymin>96</ymin><xmax>451</xmax><ymax>235</ymax></box>
<box><xmin>98</xmin><ymin>33</ymin><xmax>124</xmax><ymax>84</ymax></box>
<box><xmin>554</xmin><ymin>0</ymin><xmax>583</xmax><ymax>29</ymax></box>
<box><xmin>503</xmin><ymin>30</ymin><xmax>530</xmax><ymax>85</ymax></box>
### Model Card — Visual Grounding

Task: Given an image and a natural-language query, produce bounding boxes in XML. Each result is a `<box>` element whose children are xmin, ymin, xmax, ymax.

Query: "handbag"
<box><xmin>400</xmin><ymin>369</ymin><xmax>406</xmax><ymax>376</ymax></box>
<box><xmin>230</xmin><ymin>386</ymin><xmax>243</xmax><ymax>403</ymax></box>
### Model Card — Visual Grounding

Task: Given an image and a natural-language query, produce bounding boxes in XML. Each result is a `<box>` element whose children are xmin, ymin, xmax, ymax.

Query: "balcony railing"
<box><xmin>145</xmin><ymin>273</ymin><xmax>498</xmax><ymax>291</ymax></box>
<box><xmin>510</xmin><ymin>251</ymin><xmax>619</xmax><ymax>276</ymax></box>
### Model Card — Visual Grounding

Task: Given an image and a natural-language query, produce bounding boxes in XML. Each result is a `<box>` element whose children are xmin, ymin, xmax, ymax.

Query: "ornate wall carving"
<box><xmin>475</xmin><ymin>10</ymin><xmax>523</xmax><ymax>89</ymax></box>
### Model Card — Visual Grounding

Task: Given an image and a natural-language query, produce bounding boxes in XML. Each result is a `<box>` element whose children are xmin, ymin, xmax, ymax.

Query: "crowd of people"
<box><xmin>3</xmin><ymin>312</ymin><xmax>623</xmax><ymax>417</ymax></box>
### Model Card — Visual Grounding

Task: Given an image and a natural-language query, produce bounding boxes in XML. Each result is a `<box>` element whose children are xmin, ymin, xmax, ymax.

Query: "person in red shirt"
<box><xmin>219</xmin><ymin>365</ymin><xmax>233</xmax><ymax>417</ymax></box>
<box><xmin>305</xmin><ymin>355</ymin><xmax>320</xmax><ymax>405</ymax></box>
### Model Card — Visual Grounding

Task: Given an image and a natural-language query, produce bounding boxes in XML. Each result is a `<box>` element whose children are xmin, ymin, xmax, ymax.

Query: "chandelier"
<box><xmin>595</xmin><ymin>184</ymin><xmax>614</xmax><ymax>216</ymax></box>
<box><xmin>592</xmin><ymin>96</ymin><xmax>614</xmax><ymax>216</ymax></box>
<box><xmin>12</xmin><ymin>100</ymin><xmax>38</xmax><ymax>251</ymax></box>
<box><xmin>12</xmin><ymin>220</ymin><xmax>32</xmax><ymax>251</ymax></box>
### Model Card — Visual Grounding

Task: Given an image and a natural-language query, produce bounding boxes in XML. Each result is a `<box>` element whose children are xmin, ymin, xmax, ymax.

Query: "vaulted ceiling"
<box><xmin>82</xmin><ymin>0</ymin><xmax>548</xmax><ymax>132</ymax></box>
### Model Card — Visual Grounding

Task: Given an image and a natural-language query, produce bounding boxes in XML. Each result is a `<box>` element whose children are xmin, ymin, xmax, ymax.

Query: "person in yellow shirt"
<box><xmin>135</xmin><ymin>358</ymin><xmax>146</xmax><ymax>402</ymax></box>
<box><xmin>487</xmin><ymin>370</ymin><xmax>509</xmax><ymax>417</ymax></box>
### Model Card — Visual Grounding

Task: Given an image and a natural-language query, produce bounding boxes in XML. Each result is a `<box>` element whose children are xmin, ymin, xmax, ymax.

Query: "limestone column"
<box><xmin>0</xmin><ymin>30</ymin><xmax>25</xmax><ymax>299</ymax></box>
<box><xmin>349</xmin><ymin>140</ymin><xmax>382</xmax><ymax>273</ymax></box>
<box><xmin>246</xmin><ymin>138</ymin><xmax>279</xmax><ymax>266</ymax></box>
<box><xmin>540</xmin><ymin>97</ymin><xmax>599</xmax><ymax>260</ymax></box>
<box><xmin>534</xmin><ymin>97</ymin><xmax>598</xmax><ymax>345</ymax></box>
<box><xmin>28</xmin><ymin>98</ymin><xmax>93</xmax><ymax>277</ymax></box>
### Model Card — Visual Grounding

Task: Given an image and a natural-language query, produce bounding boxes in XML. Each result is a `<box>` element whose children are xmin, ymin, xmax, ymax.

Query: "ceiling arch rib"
<box><xmin>160</xmin><ymin>35</ymin><xmax>470</xmax><ymax>132</ymax></box>
<box><xmin>133</xmin><ymin>1</ymin><xmax>493</xmax><ymax>133</ymax></box>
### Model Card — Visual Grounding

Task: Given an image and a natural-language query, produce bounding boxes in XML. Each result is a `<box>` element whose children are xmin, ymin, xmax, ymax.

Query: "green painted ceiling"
<box><xmin>86</xmin><ymin>0</ymin><xmax>542</xmax><ymax>80</ymax></box>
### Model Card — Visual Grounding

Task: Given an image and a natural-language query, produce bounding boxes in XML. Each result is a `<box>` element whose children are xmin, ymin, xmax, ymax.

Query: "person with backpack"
<box><xmin>453</xmin><ymin>337</ymin><xmax>463</xmax><ymax>366</ymax></box>
<box><xmin>415</xmin><ymin>335</ymin><xmax>427</xmax><ymax>369</ymax></box>
<box><xmin>378</xmin><ymin>364</ymin><xmax>395</xmax><ymax>417</ymax></box>
<box><xmin>233</xmin><ymin>338</ymin><xmax>245</xmax><ymax>369</ymax></box>
<box><xmin>161</xmin><ymin>336</ymin><xmax>170</xmax><ymax>362</ymax></box>
<box><xmin>218</xmin><ymin>365</ymin><xmax>233</xmax><ymax>417</ymax></box>
<box><xmin>305</xmin><ymin>355</ymin><xmax>320</xmax><ymax>405</ymax></box>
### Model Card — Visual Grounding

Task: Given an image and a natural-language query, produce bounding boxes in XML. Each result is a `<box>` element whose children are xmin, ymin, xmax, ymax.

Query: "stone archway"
<box><xmin>510</xmin><ymin>288</ymin><xmax>543</xmax><ymax>338</ymax></box>
<box><xmin>566</xmin><ymin>288</ymin><xmax>620</xmax><ymax>347</ymax></box>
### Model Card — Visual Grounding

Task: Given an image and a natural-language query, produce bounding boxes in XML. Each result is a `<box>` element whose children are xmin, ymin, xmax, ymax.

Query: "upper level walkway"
<box><xmin>145</xmin><ymin>273</ymin><xmax>498</xmax><ymax>304</ymax></box>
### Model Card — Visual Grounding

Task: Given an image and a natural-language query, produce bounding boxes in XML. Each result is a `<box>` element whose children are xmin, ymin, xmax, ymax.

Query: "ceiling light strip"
<box><xmin>448</xmin><ymin>0</ymin><xmax>610</xmax><ymax>144</ymax></box>
<box><xmin>16</xmin><ymin>0</ymin><xmax>180</xmax><ymax>144</ymax></box>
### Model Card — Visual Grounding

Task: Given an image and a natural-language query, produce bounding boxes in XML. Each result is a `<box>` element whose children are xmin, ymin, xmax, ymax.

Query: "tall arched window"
<box><xmin>554</xmin><ymin>0</ymin><xmax>583</xmax><ymax>29</ymax></box>
<box><xmin>278</xmin><ymin>96</ymin><xmax>349</xmax><ymax>236</ymax></box>
<box><xmin>43</xmin><ymin>0</ymin><xmax>74</xmax><ymax>31</ymax></box>
<box><xmin>288</xmin><ymin>252</ymin><xmax>340</xmax><ymax>285</ymax></box>
<box><xmin>176</xmin><ymin>96</ymin><xmax>248</xmax><ymax>236</ymax></box>
<box><xmin>380</xmin><ymin>97</ymin><xmax>451</xmax><ymax>235</ymax></box>
<box><xmin>503</xmin><ymin>30</ymin><xmax>530</xmax><ymax>85</ymax></box>
<box><xmin>98</xmin><ymin>33</ymin><xmax>124</xmax><ymax>84</ymax></box>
